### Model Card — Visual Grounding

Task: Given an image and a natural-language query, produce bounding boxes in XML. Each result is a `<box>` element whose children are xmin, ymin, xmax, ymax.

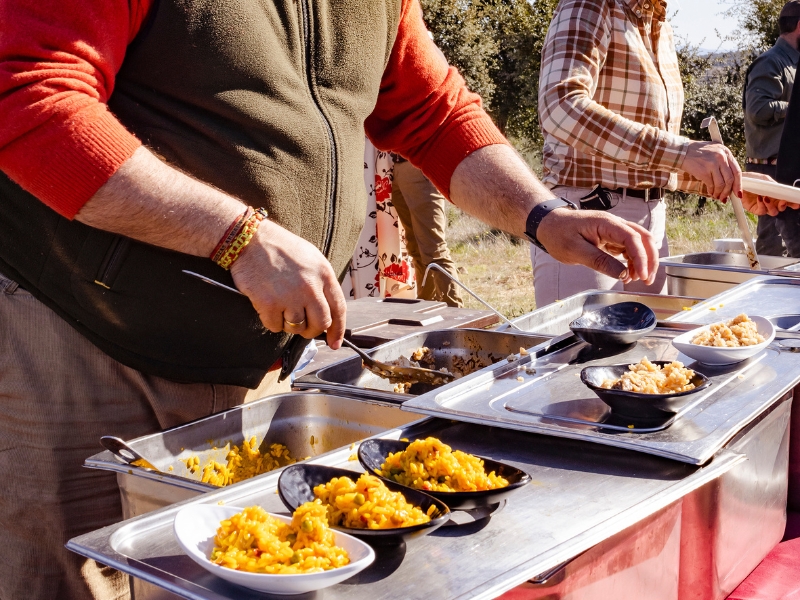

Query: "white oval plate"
<box><xmin>671</xmin><ymin>316</ymin><xmax>775</xmax><ymax>365</ymax></box>
<box><xmin>741</xmin><ymin>177</ymin><xmax>800</xmax><ymax>204</ymax></box>
<box><xmin>174</xmin><ymin>505</ymin><xmax>375</xmax><ymax>595</ymax></box>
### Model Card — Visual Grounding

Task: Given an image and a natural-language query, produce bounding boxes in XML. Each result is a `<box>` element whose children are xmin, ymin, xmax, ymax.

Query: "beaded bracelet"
<box><xmin>211</xmin><ymin>207</ymin><xmax>253</xmax><ymax>263</ymax></box>
<box><xmin>215</xmin><ymin>207</ymin><xmax>269</xmax><ymax>270</ymax></box>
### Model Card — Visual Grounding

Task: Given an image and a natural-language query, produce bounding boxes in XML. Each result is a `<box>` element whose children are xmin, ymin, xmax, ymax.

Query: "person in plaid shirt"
<box><xmin>534</xmin><ymin>0</ymin><xmax>743</xmax><ymax>305</ymax></box>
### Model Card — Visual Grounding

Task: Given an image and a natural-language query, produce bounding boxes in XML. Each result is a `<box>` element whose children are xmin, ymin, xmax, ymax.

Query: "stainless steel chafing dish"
<box><xmin>663</xmin><ymin>252</ymin><xmax>800</xmax><ymax>298</ymax></box>
<box><xmin>85</xmin><ymin>392</ymin><xmax>422</xmax><ymax>520</ymax></box>
<box><xmin>293</xmin><ymin>328</ymin><xmax>553</xmax><ymax>403</ymax></box>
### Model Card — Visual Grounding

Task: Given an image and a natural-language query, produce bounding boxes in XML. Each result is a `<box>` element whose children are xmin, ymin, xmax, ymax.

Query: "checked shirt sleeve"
<box><xmin>538</xmin><ymin>0</ymin><xmax>687</xmax><ymax>174</ymax></box>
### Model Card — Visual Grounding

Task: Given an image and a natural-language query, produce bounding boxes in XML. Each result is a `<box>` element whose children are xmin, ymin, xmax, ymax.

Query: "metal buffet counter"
<box><xmin>69</xmin><ymin>418</ymin><xmax>745</xmax><ymax>600</ymax></box>
<box><xmin>68</xmin><ymin>282</ymin><xmax>800</xmax><ymax>600</ymax></box>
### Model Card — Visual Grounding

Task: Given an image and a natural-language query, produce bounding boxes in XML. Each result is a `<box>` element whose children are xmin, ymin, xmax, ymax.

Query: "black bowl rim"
<box><xmin>580</xmin><ymin>360</ymin><xmax>711</xmax><ymax>400</ymax></box>
<box><xmin>276</xmin><ymin>463</ymin><xmax>450</xmax><ymax>537</ymax></box>
<box><xmin>356</xmin><ymin>438</ymin><xmax>532</xmax><ymax>504</ymax></box>
<box><xmin>568</xmin><ymin>302</ymin><xmax>658</xmax><ymax>334</ymax></box>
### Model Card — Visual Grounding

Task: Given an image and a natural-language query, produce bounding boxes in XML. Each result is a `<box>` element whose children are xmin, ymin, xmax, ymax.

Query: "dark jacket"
<box><xmin>744</xmin><ymin>37</ymin><xmax>799</xmax><ymax>160</ymax></box>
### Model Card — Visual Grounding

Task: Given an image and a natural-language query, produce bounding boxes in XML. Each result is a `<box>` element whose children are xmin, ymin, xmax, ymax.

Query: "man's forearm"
<box><xmin>76</xmin><ymin>146</ymin><xmax>245</xmax><ymax>256</ymax></box>
<box><xmin>449</xmin><ymin>144</ymin><xmax>554</xmax><ymax>237</ymax></box>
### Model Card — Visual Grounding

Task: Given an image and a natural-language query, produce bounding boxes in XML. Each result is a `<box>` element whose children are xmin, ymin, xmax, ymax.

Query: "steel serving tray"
<box><xmin>663</xmin><ymin>252</ymin><xmax>800</xmax><ymax>298</ymax></box>
<box><xmin>85</xmin><ymin>392</ymin><xmax>423</xmax><ymax>519</ymax></box>
<box><xmin>68</xmin><ymin>418</ymin><xmax>743</xmax><ymax>600</ymax></box>
<box><xmin>401</xmin><ymin>328</ymin><xmax>800</xmax><ymax>465</ymax></box>
<box><xmin>666</xmin><ymin>276</ymin><xmax>800</xmax><ymax>327</ymax></box>
<box><xmin>293</xmin><ymin>329</ymin><xmax>553</xmax><ymax>403</ymax></box>
<box><xmin>496</xmin><ymin>290</ymin><xmax>703</xmax><ymax>335</ymax></box>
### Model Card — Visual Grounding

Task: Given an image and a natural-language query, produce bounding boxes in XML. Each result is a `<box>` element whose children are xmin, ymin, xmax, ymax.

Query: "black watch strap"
<box><xmin>524</xmin><ymin>197</ymin><xmax>578</xmax><ymax>253</ymax></box>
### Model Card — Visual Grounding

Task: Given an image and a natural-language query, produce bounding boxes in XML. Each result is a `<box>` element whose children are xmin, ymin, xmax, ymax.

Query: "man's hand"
<box><xmin>536</xmin><ymin>208</ymin><xmax>658</xmax><ymax>284</ymax></box>
<box><xmin>680</xmin><ymin>141</ymin><xmax>742</xmax><ymax>201</ymax></box>
<box><xmin>77</xmin><ymin>147</ymin><xmax>348</xmax><ymax>349</ymax></box>
<box><xmin>741</xmin><ymin>172</ymin><xmax>800</xmax><ymax>216</ymax></box>
<box><xmin>448</xmin><ymin>144</ymin><xmax>660</xmax><ymax>284</ymax></box>
<box><xmin>231</xmin><ymin>221</ymin><xmax>347</xmax><ymax>349</ymax></box>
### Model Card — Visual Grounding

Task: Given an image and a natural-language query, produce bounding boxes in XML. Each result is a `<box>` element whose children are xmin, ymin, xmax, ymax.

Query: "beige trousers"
<box><xmin>530</xmin><ymin>186</ymin><xmax>670</xmax><ymax>307</ymax></box>
<box><xmin>0</xmin><ymin>271</ymin><xmax>288</xmax><ymax>600</ymax></box>
<box><xmin>391</xmin><ymin>161</ymin><xmax>463</xmax><ymax>307</ymax></box>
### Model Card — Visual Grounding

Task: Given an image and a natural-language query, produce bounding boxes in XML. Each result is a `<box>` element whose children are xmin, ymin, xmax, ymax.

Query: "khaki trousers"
<box><xmin>530</xmin><ymin>186</ymin><xmax>670</xmax><ymax>307</ymax></box>
<box><xmin>391</xmin><ymin>161</ymin><xmax>463</xmax><ymax>307</ymax></box>
<box><xmin>0</xmin><ymin>271</ymin><xmax>288</xmax><ymax>600</ymax></box>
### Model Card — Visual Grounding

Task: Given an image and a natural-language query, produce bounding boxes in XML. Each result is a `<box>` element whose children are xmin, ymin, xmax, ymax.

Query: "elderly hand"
<box><xmin>231</xmin><ymin>220</ymin><xmax>347</xmax><ymax>349</ymax></box>
<box><xmin>741</xmin><ymin>172</ymin><xmax>800</xmax><ymax>216</ymax></box>
<box><xmin>536</xmin><ymin>208</ymin><xmax>659</xmax><ymax>284</ymax></box>
<box><xmin>681</xmin><ymin>141</ymin><xmax>742</xmax><ymax>202</ymax></box>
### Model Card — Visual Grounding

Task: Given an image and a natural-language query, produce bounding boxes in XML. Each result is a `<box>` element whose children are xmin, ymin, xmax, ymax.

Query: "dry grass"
<box><xmin>446</xmin><ymin>195</ymin><xmax>746</xmax><ymax>317</ymax></box>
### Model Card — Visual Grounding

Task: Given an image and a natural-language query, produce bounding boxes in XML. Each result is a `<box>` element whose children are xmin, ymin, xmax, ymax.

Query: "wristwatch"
<box><xmin>524</xmin><ymin>197</ymin><xmax>578</xmax><ymax>253</ymax></box>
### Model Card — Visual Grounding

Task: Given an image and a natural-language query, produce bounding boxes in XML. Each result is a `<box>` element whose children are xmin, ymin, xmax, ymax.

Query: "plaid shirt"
<box><xmin>539</xmin><ymin>0</ymin><xmax>703</xmax><ymax>194</ymax></box>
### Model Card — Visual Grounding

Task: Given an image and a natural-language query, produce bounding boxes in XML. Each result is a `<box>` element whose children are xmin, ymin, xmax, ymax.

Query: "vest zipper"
<box><xmin>300</xmin><ymin>0</ymin><xmax>338</xmax><ymax>256</ymax></box>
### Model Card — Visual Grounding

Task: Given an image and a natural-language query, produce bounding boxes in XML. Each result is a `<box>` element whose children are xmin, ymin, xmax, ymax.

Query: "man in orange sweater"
<box><xmin>0</xmin><ymin>0</ymin><xmax>659</xmax><ymax>597</ymax></box>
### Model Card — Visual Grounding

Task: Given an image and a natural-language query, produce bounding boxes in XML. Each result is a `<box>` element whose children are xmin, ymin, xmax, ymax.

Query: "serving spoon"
<box><xmin>181</xmin><ymin>270</ymin><xmax>455</xmax><ymax>386</ymax></box>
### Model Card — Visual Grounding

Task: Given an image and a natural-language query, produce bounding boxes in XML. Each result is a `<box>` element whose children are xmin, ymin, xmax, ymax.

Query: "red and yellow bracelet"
<box><xmin>212</xmin><ymin>207</ymin><xmax>268</xmax><ymax>270</ymax></box>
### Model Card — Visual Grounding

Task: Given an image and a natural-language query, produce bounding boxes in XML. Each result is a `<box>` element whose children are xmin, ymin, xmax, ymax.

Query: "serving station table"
<box><xmin>69</xmin><ymin>279</ymin><xmax>800</xmax><ymax>600</ymax></box>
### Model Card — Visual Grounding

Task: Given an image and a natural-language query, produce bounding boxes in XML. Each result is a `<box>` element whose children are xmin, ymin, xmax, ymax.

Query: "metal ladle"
<box><xmin>421</xmin><ymin>264</ymin><xmax>524</xmax><ymax>330</ymax></box>
<box><xmin>181</xmin><ymin>270</ymin><xmax>455</xmax><ymax>385</ymax></box>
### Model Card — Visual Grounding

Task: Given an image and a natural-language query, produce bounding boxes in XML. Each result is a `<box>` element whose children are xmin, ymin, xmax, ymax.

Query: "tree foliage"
<box><xmin>420</xmin><ymin>0</ymin><xmax>558</xmax><ymax>150</ymax></box>
<box><xmin>724</xmin><ymin>0</ymin><xmax>784</xmax><ymax>53</ymax></box>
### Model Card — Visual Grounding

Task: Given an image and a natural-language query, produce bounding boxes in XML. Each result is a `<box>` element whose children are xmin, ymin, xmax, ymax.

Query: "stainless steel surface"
<box><xmin>667</xmin><ymin>276</ymin><xmax>800</xmax><ymax>327</ymax></box>
<box><xmin>663</xmin><ymin>252</ymin><xmax>800</xmax><ymax>298</ymax></box>
<box><xmin>701</xmin><ymin>116</ymin><xmax>761</xmax><ymax>270</ymax></box>
<box><xmin>401</xmin><ymin>328</ymin><xmax>800</xmax><ymax>464</ymax></box>
<box><xmin>86</xmin><ymin>392</ymin><xmax>422</xmax><ymax>519</ymax></box>
<box><xmin>339</xmin><ymin>337</ymin><xmax>455</xmax><ymax>386</ymax></box>
<box><xmin>293</xmin><ymin>328</ymin><xmax>553</xmax><ymax>403</ymax></box>
<box><xmin>498</xmin><ymin>290</ymin><xmax>704</xmax><ymax>334</ymax></box>
<box><xmin>422</xmin><ymin>263</ymin><xmax>523</xmax><ymax>330</ymax></box>
<box><xmin>181</xmin><ymin>270</ymin><xmax>243</xmax><ymax>295</ymax></box>
<box><xmin>677</xmin><ymin>393</ymin><xmax>792</xmax><ymax>599</ymax></box>
<box><xmin>68</xmin><ymin>419</ymin><xmax>743</xmax><ymax>600</ymax></box>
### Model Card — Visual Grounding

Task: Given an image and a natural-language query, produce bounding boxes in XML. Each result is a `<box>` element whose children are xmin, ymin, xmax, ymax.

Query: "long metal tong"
<box><xmin>181</xmin><ymin>270</ymin><xmax>454</xmax><ymax>385</ymax></box>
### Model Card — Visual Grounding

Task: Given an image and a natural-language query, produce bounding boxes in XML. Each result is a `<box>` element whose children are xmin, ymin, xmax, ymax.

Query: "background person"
<box><xmin>390</xmin><ymin>154</ymin><xmax>464</xmax><ymax>306</ymax></box>
<box><xmin>742</xmin><ymin>0</ymin><xmax>800</xmax><ymax>256</ymax></box>
<box><xmin>535</xmin><ymin>0</ymin><xmax>742</xmax><ymax>306</ymax></box>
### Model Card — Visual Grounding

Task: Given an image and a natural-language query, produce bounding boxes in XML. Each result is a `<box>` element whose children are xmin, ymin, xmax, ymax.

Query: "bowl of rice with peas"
<box><xmin>358</xmin><ymin>437</ymin><xmax>531</xmax><ymax>510</ymax></box>
<box><xmin>672</xmin><ymin>315</ymin><xmax>774</xmax><ymax>365</ymax></box>
<box><xmin>277</xmin><ymin>464</ymin><xmax>450</xmax><ymax>543</ymax></box>
<box><xmin>173</xmin><ymin>502</ymin><xmax>374</xmax><ymax>594</ymax></box>
<box><xmin>581</xmin><ymin>358</ymin><xmax>711</xmax><ymax>423</ymax></box>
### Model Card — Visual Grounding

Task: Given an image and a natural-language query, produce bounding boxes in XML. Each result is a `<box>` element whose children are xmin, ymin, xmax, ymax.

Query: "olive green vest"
<box><xmin>0</xmin><ymin>0</ymin><xmax>401</xmax><ymax>387</ymax></box>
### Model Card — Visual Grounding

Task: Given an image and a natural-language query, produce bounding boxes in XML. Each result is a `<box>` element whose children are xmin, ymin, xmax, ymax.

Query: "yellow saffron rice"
<box><xmin>313</xmin><ymin>473</ymin><xmax>435</xmax><ymax>529</ymax></box>
<box><xmin>378</xmin><ymin>437</ymin><xmax>509</xmax><ymax>492</ymax></box>
<box><xmin>600</xmin><ymin>357</ymin><xmax>696</xmax><ymax>394</ymax></box>
<box><xmin>184</xmin><ymin>437</ymin><xmax>296</xmax><ymax>486</ymax></box>
<box><xmin>211</xmin><ymin>503</ymin><xmax>350</xmax><ymax>574</ymax></box>
<box><xmin>691</xmin><ymin>314</ymin><xmax>765</xmax><ymax>348</ymax></box>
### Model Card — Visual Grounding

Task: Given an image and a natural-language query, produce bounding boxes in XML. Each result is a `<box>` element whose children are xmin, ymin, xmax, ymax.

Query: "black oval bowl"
<box><xmin>569</xmin><ymin>302</ymin><xmax>657</xmax><ymax>347</ymax></box>
<box><xmin>580</xmin><ymin>361</ymin><xmax>711</xmax><ymax>423</ymax></box>
<box><xmin>357</xmin><ymin>438</ymin><xmax>531</xmax><ymax>510</ymax></box>
<box><xmin>277</xmin><ymin>464</ymin><xmax>450</xmax><ymax>544</ymax></box>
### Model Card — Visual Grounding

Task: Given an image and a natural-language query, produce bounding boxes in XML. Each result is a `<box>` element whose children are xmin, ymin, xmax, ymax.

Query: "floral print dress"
<box><xmin>341</xmin><ymin>140</ymin><xmax>417</xmax><ymax>299</ymax></box>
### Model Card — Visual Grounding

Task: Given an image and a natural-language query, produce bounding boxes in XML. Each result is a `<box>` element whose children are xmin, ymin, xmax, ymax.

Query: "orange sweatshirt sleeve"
<box><xmin>0</xmin><ymin>0</ymin><xmax>151</xmax><ymax>218</ymax></box>
<box><xmin>366</xmin><ymin>0</ymin><xmax>509</xmax><ymax>198</ymax></box>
